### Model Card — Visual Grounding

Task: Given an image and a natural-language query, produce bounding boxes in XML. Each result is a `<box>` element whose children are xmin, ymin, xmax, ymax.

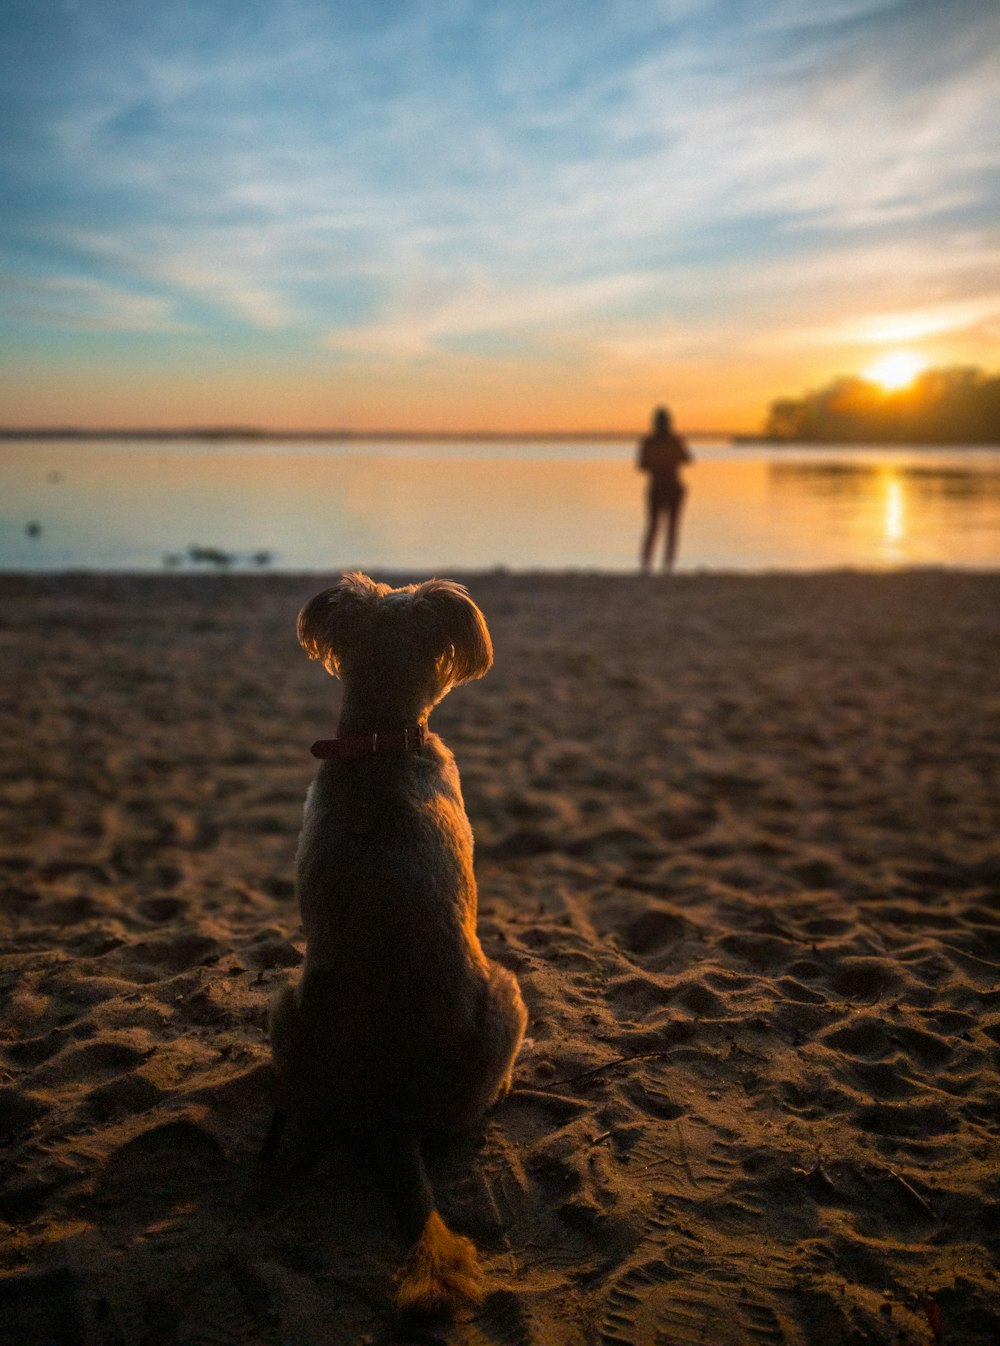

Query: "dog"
<box><xmin>266</xmin><ymin>572</ymin><xmax>527</xmax><ymax>1319</ymax></box>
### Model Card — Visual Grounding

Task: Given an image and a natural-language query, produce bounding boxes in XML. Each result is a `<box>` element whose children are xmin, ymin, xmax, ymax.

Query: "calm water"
<box><xmin>2</xmin><ymin>438</ymin><xmax>999</xmax><ymax>572</ymax></box>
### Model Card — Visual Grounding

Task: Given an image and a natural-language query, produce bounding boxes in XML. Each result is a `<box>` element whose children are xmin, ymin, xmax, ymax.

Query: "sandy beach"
<box><xmin>1</xmin><ymin>568</ymin><xmax>998</xmax><ymax>1346</ymax></box>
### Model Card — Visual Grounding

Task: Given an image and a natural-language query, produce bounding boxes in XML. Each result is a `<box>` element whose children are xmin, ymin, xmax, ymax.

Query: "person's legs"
<box><xmin>641</xmin><ymin>491</ymin><xmax>661</xmax><ymax>571</ymax></box>
<box><xmin>663</xmin><ymin>491</ymin><xmax>686</xmax><ymax>569</ymax></box>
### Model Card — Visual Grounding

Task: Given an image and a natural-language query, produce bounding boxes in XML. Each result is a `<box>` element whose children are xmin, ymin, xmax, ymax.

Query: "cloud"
<box><xmin>0</xmin><ymin>274</ymin><xmax>190</xmax><ymax>333</ymax></box>
<box><xmin>323</xmin><ymin>271</ymin><xmax>650</xmax><ymax>358</ymax></box>
<box><xmin>60</xmin><ymin>224</ymin><xmax>313</xmax><ymax>331</ymax></box>
<box><xmin>731</xmin><ymin>233</ymin><xmax>1000</xmax><ymax>354</ymax></box>
<box><xmin>579</xmin><ymin>1</ymin><xmax>1000</xmax><ymax>243</ymax></box>
<box><xmin>793</xmin><ymin>295</ymin><xmax>1000</xmax><ymax>349</ymax></box>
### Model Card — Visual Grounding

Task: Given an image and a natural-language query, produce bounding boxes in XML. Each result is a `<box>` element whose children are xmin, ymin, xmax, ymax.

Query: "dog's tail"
<box><xmin>384</xmin><ymin>1133</ymin><xmax>485</xmax><ymax>1320</ymax></box>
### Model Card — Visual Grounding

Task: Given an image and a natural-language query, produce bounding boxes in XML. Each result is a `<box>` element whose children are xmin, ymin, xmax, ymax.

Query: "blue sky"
<box><xmin>2</xmin><ymin>0</ymin><xmax>998</xmax><ymax>430</ymax></box>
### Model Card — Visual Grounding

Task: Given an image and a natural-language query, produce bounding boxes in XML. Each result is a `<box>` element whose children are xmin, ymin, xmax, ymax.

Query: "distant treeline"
<box><xmin>763</xmin><ymin>366</ymin><xmax>1000</xmax><ymax>444</ymax></box>
<box><xmin>0</xmin><ymin>426</ymin><xmax>641</xmax><ymax>442</ymax></box>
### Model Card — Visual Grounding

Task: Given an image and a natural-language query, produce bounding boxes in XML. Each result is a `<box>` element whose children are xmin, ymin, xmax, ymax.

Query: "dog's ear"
<box><xmin>297</xmin><ymin>572</ymin><xmax>384</xmax><ymax>675</ymax></box>
<box><xmin>413</xmin><ymin>579</ymin><xmax>493</xmax><ymax>686</ymax></box>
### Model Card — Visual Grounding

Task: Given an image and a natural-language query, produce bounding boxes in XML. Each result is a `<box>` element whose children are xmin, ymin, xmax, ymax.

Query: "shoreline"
<box><xmin>2</xmin><ymin>561</ymin><xmax>998</xmax><ymax>583</ymax></box>
<box><xmin>5</xmin><ymin>428</ymin><xmax>1000</xmax><ymax>447</ymax></box>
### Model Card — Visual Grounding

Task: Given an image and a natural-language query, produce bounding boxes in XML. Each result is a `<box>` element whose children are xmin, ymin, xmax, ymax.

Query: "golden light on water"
<box><xmin>883</xmin><ymin>473</ymin><xmax>906</xmax><ymax>555</ymax></box>
<box><xmin>863</xmin><ymin>349</ymin><xmax>927</xmax><ymax>392</ymax></box>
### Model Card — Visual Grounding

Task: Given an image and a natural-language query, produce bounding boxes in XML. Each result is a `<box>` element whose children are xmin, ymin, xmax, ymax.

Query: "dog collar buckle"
<box><xmin>399</xmin><ymin>723</ymin><xmax>426</xmax><ymax>751</ymax></box>
<box><xmin>310</xmin><ymin>722</ymin><xmax>427</xmax><ymax>760</ymax></box>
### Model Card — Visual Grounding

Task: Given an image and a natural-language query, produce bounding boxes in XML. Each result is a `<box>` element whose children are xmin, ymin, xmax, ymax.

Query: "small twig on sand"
<box><xmin>537</xmin><ymin>1050</ymin><xmax>675</xmax><ymax>1090</ymax></box>
<box><xmin>883</xmin><ymin>1163</ymin><xmax>935</xmax><ymax>1218</ymax></box>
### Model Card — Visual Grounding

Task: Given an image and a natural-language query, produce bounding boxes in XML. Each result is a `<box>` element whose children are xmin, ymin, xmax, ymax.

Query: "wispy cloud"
<box><xmin>0</xmin><ymin>274</ymin><xmax>190</xmax><ymax>333</ymax></box>
<box><xmin>64</xmin><ymin>226</ymin><xmax>305</xmax><ymax>331</ymax></box>
<box><xmin>324</xmin><ymin>272</ymin><xmax>650</xmax><ymax>358</ymax></box>
<box><xmin>788</xmin><ymin>294</ymin><xmax>1000</xmax><ymax>349</ymax></box>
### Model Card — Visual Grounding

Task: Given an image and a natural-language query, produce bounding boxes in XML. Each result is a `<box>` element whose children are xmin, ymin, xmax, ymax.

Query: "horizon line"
<box><xmin>0</xmin><ymin>424</ymin><xmax>739</xmax><ymax>442</ymax></box>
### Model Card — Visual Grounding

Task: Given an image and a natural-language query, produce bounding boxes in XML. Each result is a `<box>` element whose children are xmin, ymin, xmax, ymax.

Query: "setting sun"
<box><xmin>863</xmin><ymin>350</ymin><xmax>928</xmax><ymax>392</ymax></box>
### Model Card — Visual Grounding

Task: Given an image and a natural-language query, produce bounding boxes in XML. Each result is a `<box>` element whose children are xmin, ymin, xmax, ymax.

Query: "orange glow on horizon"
<box><xmin>0</xmin><ymin>336</ymin><xmax>989</xmax><ymax>438</ymax></box>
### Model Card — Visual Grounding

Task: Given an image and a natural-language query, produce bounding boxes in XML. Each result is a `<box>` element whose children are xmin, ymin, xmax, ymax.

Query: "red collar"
<box><xmin>310</xmin><ymin>723</ymin><xmax>427</xmax><ymax>760</ymax></box>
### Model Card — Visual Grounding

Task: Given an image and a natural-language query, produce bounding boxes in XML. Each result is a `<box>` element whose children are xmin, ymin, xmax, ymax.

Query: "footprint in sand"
<box><xmin>856</xmin><ymin>1099</ymin><xmax>955</xmax><ymax>1139</ymax></box>
<box><xmin>620</xmin><ymin>1076</ymin><xmax>685</xmax><ymax>1121</ymax></box>
<box><xmin>84</xmin><ymin>1072</ymin><xmax>162</xmax><ymax>1123</ymax></box>
<box><xmin>619</xmin><ymin>906</ymin><xmax>688</xmax><ymax>957</ymax></box>
<box><xmin>30</xmin><ymin>1038</ymin><xmax>151</xmax><ymax>1087</ymax></box>
<box><xmin>600</xmin><ymin>1258</ymin><xmax>789</xmax><ymax>1346</ymax></box>
<box><xmin>136</xmin><ymin>895</ymin><xmax>187</xmax><ymax>923</ymax></box>
<box><xmin>848</xmin><ymin>1058</ymin><xmax>920</xmax><ymax>1101</ymax></box>
<box><xmin>131</xmin><ymin>930</ymin><xmax>224</xmax><ymax>973</ymax></box>
<box><xmin>821</xmin><ymin>1016</ymin><xmax>892</xmax><ymax>1058</ymax></box>
<box><xmin>6</xmin><ymin>1026</ymin><xmax>76</xmax><ymax>1068</ymax></box>
<box><xmin>715</xmin><ymin>930</ymin><xmax>796</xmax><ymax>974</ymax></box>
<box><xmin>829</xmin><ymin>957</ymin><xmax>901</xmax><ymax>1001</ymax></box>
<box><xmin>607</xmin><ymin>972</ymin><xmax>674</xmax><ymax>1018</ymax></box>
<box><xmin>96</xmin><ymin>1116</ymin><xmax>224</xmax><ymax>1219</ymax></box>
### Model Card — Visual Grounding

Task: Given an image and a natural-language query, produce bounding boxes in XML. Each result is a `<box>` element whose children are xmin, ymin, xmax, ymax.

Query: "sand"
<box><xmin>1</xmin><ymin>568</ymin><xmax>998</xmax><ymax>1346</ymax></box>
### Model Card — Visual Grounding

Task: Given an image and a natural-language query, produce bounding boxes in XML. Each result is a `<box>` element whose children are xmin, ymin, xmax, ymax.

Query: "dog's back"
<box><xmin>287</xmin><ymin>737</ymin><xmax>492</xmax><ymax>1133</ymax></box>
<box><xmin>267</xmin><ymin>574</ymin><xmax>527</xmax><ymax>1321</ymax></box>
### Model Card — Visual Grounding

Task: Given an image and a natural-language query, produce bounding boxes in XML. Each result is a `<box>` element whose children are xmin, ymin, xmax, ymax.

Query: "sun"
<box><xmin>863</xmin><ymin>349</ymin><xmax>927</xmax><ymax>392</ymax></box>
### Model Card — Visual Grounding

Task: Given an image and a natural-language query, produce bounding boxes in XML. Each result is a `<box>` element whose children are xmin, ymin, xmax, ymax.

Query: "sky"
<box><xmin>1</xmin><ymin>0</ymin><xmax>999</xmax><ymax>433</ymax></box>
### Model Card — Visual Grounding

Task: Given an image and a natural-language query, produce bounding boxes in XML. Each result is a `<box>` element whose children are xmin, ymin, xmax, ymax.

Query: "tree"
<box><xmin>763</xmin><ymin>366</ymin><xmax>1000</xmax><ymax>443</ymax></box>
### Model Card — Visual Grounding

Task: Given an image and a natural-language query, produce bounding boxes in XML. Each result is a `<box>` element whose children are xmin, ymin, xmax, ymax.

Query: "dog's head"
<box><xmin>297</xmin><ymin>572</ymin><xmax>492</xmax><ymax>712</ymax></box>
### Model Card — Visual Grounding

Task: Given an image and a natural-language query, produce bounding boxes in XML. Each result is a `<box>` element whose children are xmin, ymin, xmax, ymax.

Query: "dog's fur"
<box><xmin>267</xmin><ymin>572</ymin><xmax>527</xmax><ymax>1319</ymax></box>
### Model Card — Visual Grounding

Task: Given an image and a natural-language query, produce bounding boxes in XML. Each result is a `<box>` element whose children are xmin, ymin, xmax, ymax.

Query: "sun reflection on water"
<box><xmin>882</xmin><ymin>474</ymin><xmax>905</xmax><ymax>558</ymax></box>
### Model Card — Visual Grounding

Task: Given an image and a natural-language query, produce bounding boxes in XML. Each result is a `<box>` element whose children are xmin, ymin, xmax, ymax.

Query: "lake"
<box><xmin>2</xmin><ymin>438</ymin><xmax>999</xmax><ymax>573</ymax></box>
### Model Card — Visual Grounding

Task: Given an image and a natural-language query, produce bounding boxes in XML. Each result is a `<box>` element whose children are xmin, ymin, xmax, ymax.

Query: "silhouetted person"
<box><xmin>638</xmin><ymin>406</ymin><xmax>691</xmax><ymax>571</ymax></box>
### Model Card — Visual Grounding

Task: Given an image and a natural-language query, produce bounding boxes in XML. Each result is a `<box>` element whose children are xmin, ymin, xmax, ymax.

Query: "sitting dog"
<box><xmin>266</xmin><ymin>572</ymin><xmax>527</xmax><ymax>1319</ymax></box>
